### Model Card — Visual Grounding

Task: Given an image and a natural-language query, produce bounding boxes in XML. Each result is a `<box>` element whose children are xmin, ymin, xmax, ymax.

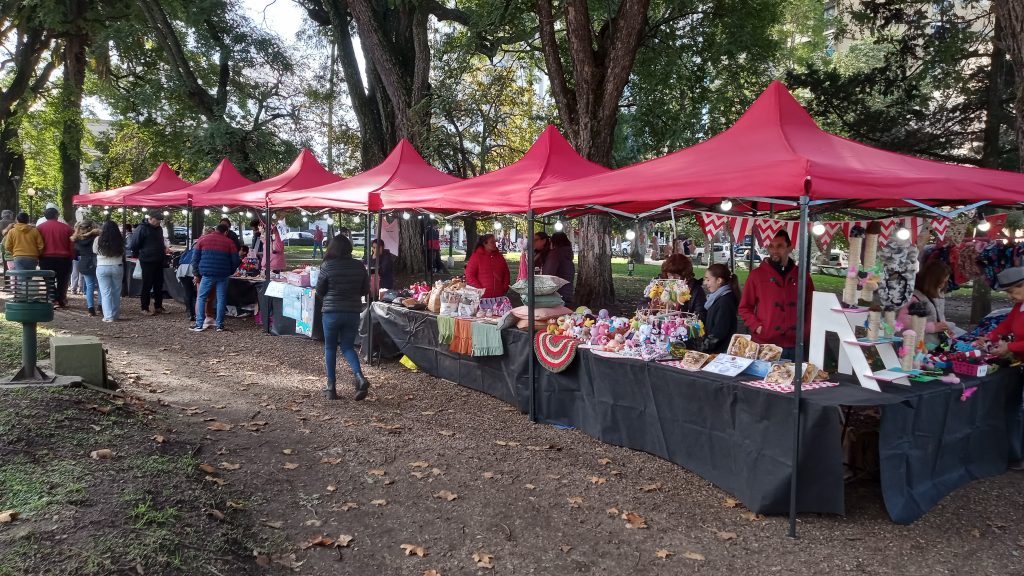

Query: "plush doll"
<box><xmin>547</xmin><ymin>319</ymin><xmax>558</xmax><ymax>335</ymax></box>
<box><xmin>598</xmin><ymin>309</ymin><xmax>610</xmax><ymax>320</ymax></box>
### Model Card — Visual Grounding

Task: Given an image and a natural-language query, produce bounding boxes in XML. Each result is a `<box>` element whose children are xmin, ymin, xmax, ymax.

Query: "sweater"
<box><xmin>701</xmin><ymin>287</ymin><xmax>739</xmax><ymax>354</ymax></box>
<box><xmin>984</xmin><ymin>302</ymin><xmax>1024</xmax><ymax>359</ymax></box>
<box><xmin>738</xmin><ymin>258</ymin><xmax>814</xmax><ymax>348</ymax></box>
<box><xmin>541</xmin><ymin>245</ymin><xmax>575</xmax><ymax>305</ymax></box>
<box><xmin>37</xmin><ymin>219</ymin><xmax>73</xmax><ymax>258</ymax></box>
<box><xmin>3</xmin><ymin>223</ymin><xmax>44</xmax><ymax>258</ymax></box>
<box><xmin>316</xmin><ymin>257</ymin><xmax>369</xmax><ymax>313</ymax></box>
<box><xmin>465</xmin><ymin>247</ymin><xmax>510</xmax><ymax>299</ymax></box>
<box><xmin>93</xmin><ymin>236</ymin><xmax>124</xmax><ymax>266</ymax></box>
<box><xmin>193</xmin><ymin>232</ymin><xmax>242</xmax><ymax>278</ymax></box>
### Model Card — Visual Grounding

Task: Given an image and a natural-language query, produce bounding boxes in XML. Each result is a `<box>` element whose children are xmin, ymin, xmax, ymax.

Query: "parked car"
<box><xmin>613</xmin><ymin>240</ymin><xmax>632</xmax><ymax>257</ymax></box>
<box><xmin>172</xmin><ymin>226</ymin><xmax>189</xmax><ymax>244</ymax></box>
<box><xmin>709</xmin><ymin>243</ymin><xmax>732</xmax><ymax>265</ymax></box>
<box><xmin>285</xmin><ymin>231</ymin><xmax>314</xmax><ymax>246</ymax></box>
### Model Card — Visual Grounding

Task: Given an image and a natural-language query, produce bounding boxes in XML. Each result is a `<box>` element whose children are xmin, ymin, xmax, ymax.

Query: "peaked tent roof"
<box><xmin>269</xmin><ymin>140</ymin><xmax>461</xmax><ymax>211</ymax></box>
<box><xmin>128</xmin><ymin>158</ymin><xmax>255</xmax><ymax>207</ymax></box>
<box><xmin>382</xmin><ymin>125</ymin><xmax>610</xmax><ymax>213</ymax></box>
<box><xmin>531</xmin><ymin>81</ymin><xmax>1024</xmax><ymax>213</ymax></box>
<box><xmin>192</xmin><ymin>149</ymin><xmax>342</xmax><ymax>207</ymax></box>
<box><xmin>72</xmin><ymin>163</ymin><xmax>190</xmax><ymax>206</ymax></box>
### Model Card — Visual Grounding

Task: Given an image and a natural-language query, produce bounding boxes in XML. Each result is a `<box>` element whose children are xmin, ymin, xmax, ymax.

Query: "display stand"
<box><xmin>808</xmin><ymin>291</ymin><xmax>909</xmax><ymax>391</ymax></box>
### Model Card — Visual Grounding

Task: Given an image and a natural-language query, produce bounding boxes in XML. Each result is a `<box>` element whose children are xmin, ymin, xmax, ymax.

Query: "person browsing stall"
<box><xmin>93</xmin><ymin>221</ymin><xmax>125</xmax><ymax>322</ymax></box>
<box><xmin>317</xmin><ymin>234</ymin><xmax>371</xmax><ymax>401</ymax></box>
<box><xmin>465</xmin><ymin>233</ymin><xmax>510</xmax><ymax>299</ymax></box>
<box><xmin>129</xmin><ymin>213</ymin><xmax>171</xmax><ymax>315</ymax></box>
<box><xmin>190</xmin><ymin>224</ymin><xmax>241</xmax><ymax>333</ymax></box>
<box><xmin>897</xmin><ymin>261</ymin><xmax>955</xmax><ymax>350</ymax></box>
<box><xmin>974</xmin><ymin>267</ymin><xmax>1024</xmax><ymax>360</ymax></box>
<box><xmin>738</xmin><ymin>230</ymin><xmax>814</xmax><ymax>359</ymax></box>
<box><xmin>694</xmin><ymin>263</ymin><xmax>741</xmax><ymax>353</ymax></box>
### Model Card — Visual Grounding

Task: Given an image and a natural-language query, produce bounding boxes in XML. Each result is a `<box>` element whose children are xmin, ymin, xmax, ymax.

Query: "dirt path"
<box><xmin>7</xmin><ymin>294</ymin><xmax>1024</xmax><ymax>575</ymax></box>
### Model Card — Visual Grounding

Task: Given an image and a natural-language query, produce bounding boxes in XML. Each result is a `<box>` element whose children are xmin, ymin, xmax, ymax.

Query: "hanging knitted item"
<box><xmin>876</xmin><ymin>238</ymin><xmax>918</xmax><ymax>313</ymax></box>
<box><xmin>535</xmin><ymin>332</ymin><xmax>579</xmax><ymax>373</ymax></box>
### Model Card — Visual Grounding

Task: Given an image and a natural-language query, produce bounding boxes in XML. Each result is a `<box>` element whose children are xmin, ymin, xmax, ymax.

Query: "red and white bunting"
<box><xmin>815</xmin><ymin>222</ymin><xmax>843</xmax><ymax>250</ymax></box>
<box><xmin>930</xmin><ymin>218</ymin><xmax>951</xmax><ymax>241</ymax></box>
<box><xmin>753</xmin><ymin>218</ymin><xmax>800</xmax><ymax>247</ymax></box>
<box><xmin>696</xmin><ymin>212</ymin><xmax>728</xmax><ymax>240</ymax></box>
<box><xmin>728</xmin><ymin>215</ymin><xmax>754</xmax><ymax>243</ymax></box>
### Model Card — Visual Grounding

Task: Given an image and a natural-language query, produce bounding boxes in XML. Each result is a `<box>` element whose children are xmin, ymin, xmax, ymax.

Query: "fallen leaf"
<box><xmin>321</xmin><ymin>457</ymin><xmax>343</xmax><ymax>465</ymax></box>
<box><xmin>410</xmin><ymin>471</ymin><xmax>428</xmax><ymax>479</ymax></box>
<box><xmin>337</xmin><ymin>534</ymin><xmax>354</xmax><ymax>547</ymax></box>
<box><xmin>371</xmin><ymin>499</ymin><xmax>388</xmax><ymax>506</ymax></box>
<box><xmin>655</xmin><ymin>549</ymin><xmax>673</xmax><ymax>559</ymax></box>
<box><xmin>740</xmin><ymin>511</ymin><xmax>765</xmax><ymax>522</ymax></box>
<box><xmin>151</xmin><ymin>435</ymin><xmax>166</xmax><ymax>444</ymax></box>
<box><xmin>421</xmin><ymin>410</ymin><xmax>436</xmax><ymax>415</ymax></box>
<box><xmin>409</xmin><ymin>461</ymin><xmax>430</xmax><ymax>468</ymax></box>
<box><xmin>335</xmin><ymin>502</ymin><xmax>359</xmax><ymax>512</ymax></box>
<box><xmin>524</xmin><ymin>484</ymin><xmax>536</xmax><ymax>490</ymax></box>
<box><xmin>0</xmin><ymin>510</ymin><xmax>19</xmax><ymax>524</ymax></box>
<box><xmin>300</xmin><ymin>535</ymin><xmax>335</xmax><ymax>549</ymax></box>
<box><xmin>717</xmin><ymin>531</ymin><xmax>738</xmax><ymax>541</ymax></box>
<box><xmin>567</xmin><ymin>496</ymin><xmax>583</xmax><ymax>508</ymax></box>
<box><xmin>589</xmin><ymin>476</ymin><xmax>607</xmax><ymax>485</ymax></box>
<box><xmin>597</xmin><ymin>457</ymin><xmax>612</xmax><ymax>465</ymax></box>
<box><xmin>723</xmin><ymin>497</ymin><xmax>740</xmax><ymax>508</ymax></box>
<box><xmin>482</xmin><ymin>472</ymin><xmax>496</xmax><ymax>479</ymax></box>
<box><xmin>472</xmin><ymin>551</ymin><xmax>494</xmax><ymax>569</ymax></box>
<box><xmin>369</xmin><ymin>469</ymin><xmax>387</xmax><ymax>477</ymax></box>
<box><xmin>971</xmin><ymin>528</ymin><xmax>981</xmax><ymax>538</ymax></box>
<box><xmin>212</xmin><ymin>404</ymin><xmax>226</xmax><ymax>409</ymax></box>
<box><xmin>90</xmin><ymin>449</ymin><xmax>115</xmax><ymax>460</ymax></box>
<box><xmin>207</xmin><ymin>421</ymin><xmax>233</xmax><ymax>431</ymax></box>
<box><xmin>198</xmin><ymin>463</ymin><xmax>217</xmax><ymax>474</ymax></box>
<box><xmin>264</xmin><ymin>520</ymin><xmax>284</xmax><ymax>529</ymax></box>
<box><xmin>282</xmin><ymin>462</ymin><xmax>300</xmax><ymax>470</ymax></box>
<box><xmin>434</xmin><ymin>490</ymin><xmax>458</xmax><ymax>502</ymax></box>
<box><xmin>400</xmin><ymin>543</ymin><xmax>427</xmax><ymax>557</ymax></box>
<box><xmin>430</xmin><ymin>468</ymin><xmax>443</xmax><ymax>476</ymax></box>
<box><xmin>226</xmin><ymin>501</ymin><xmax>245</xmax><ymax>509</ymax></box>
<box><xmin>304</xmin><ymin>519</ymin><xmax>322</xmax><ymax>527</ymax></box>
<box><xmin>423</xmin><ymin>571</ymin><xmax>441</xmax><ymax>576</ymax></box>
<box><xmin>641</xmin><ymin>482</ymin><xmax>662</xmax><ymax>492</ymax></box>
<box><xmin>282</xmin><ymin>448</ymin><xmax>295</xmax><ymax>455</ymax></box>
<box><xmin>206</xmin><ymin>509</ymin><xmax>225</xmax><ymax>521</ymax></box>
<box><xmin>559</xmin><ymin>545</ymin><xmax>572</xmax><ymax>553</ymax></box>
<box><xmin>622</xmin><ymin>511</ymin><xmax>648</xmax><ymax>529</ymax></box>
<box><xmin>683</xmin><ymin>551</ymin><xmax>706</xmax><ymax>561</ymax></box>
<box><xmin>205</xmin><ymin>475</ymin><xmax>228</xmax><ymax>486</ymax></box>
<box><xmin>218</xmin><ymin>462</ymin><xmax>241</xmax><ymax>470</ymax></box>
<box><xmin>438</xmin><ymin>430</ymin><xmax>454</xmax><ymax>436</ymax></box>
<box><xmin>606</xmin><ymin>507</ymin><xmax>620</xmax><ymax>516</ymax></box>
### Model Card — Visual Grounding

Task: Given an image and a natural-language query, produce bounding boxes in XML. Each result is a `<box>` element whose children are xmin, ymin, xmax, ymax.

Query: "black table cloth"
<box><xmin>371</xmin><ymin>302</ymin><xmax>1023</xmax><ymax>524</ymax></box>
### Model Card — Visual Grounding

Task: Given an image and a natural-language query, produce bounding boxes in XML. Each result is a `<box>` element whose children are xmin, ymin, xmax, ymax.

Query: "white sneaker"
<box><xmin>204</xmin><ymin>317</ymin><xmax>215</xmax><ymax>327</ymax></box>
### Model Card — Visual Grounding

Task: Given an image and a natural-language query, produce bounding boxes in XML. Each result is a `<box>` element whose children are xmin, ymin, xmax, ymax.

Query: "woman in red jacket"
<box><xmin>465</xmin><ymin>234</ymin><xmax>510</xmax><ymax>298</ymax></box>
<box><xmin>975</xmin><ymin>267</ymin><xmax>1024</xmax><ymax>359</ymax></box>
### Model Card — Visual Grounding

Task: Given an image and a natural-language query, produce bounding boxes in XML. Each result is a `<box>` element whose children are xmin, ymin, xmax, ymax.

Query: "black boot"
<box><xmin>323</xmin><ymin>381</ymin><xmax>337</xmax><ymax>400</ymax></box>
<box><xmin>353</xmin><ymin>374</ymin><xmax>370</xmax><ymax>401</ymax></box>
<box><xmin>88</xmin><ymin>307</ymin><xmax>96</xmax><ymax>317</ymax></box>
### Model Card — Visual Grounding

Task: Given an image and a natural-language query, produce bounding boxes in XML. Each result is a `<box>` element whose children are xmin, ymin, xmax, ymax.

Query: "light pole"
<box><xmin>26</xmin><ymin>188</ymin><xmax>36</xmax><ymax>221</ymax></box>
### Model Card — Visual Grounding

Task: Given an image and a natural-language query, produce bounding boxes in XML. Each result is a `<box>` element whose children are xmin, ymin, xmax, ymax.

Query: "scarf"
<box><xmin>704</xmin><ymin>284</ymin><xmax>732</xmax><ymax>311</ymax></box>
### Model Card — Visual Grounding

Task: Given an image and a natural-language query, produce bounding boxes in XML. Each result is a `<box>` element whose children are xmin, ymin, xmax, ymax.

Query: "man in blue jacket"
<box><xmin>190</xmin><ymin>223</ymin><xmax>242</xmax><ymax>332</ymax></box>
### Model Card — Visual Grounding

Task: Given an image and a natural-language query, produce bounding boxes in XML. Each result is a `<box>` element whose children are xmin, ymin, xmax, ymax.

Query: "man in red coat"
<box><xmin>738</xmin><ymin>230</ymin><xmax>814</xmax><ymax>359</ymax></box>
<box><xmin>37</xmin><ymin>206</ymin><xmax>74</xmax><ymax>308</ymax></box>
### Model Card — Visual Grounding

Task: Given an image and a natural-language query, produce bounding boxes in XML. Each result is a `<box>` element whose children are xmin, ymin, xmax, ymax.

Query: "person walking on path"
<box><xmin>130</xmin><ymin>213</ymin><xmax>171</xmax><ymax>315</ymax></box>
<box><xmin>3</xmin><ymin>212</ymin><xmax>44</xmax><ymax>272</ymax></box>
<box><xmin>312</xmin><ymin>225</ymin><xmax>324</xmax><ymax>258</ymax></box>
<box><xmin>71</xmin><ymin>221</ymin><xmax>101</xmax><ymax>316</ymax></box>
<box><xmin>37</xmin><ymin>207</ymin><xmax>74</xmax><ymax>308</ymax></box>
<box><xmin>190</xmin><ymin>224</ymin><xmax>241</xmax><ymax>332</ymax></box>
<box><xmin>738</xmin><ymin>230</ymin><xmax>814</xmax><ymax>360</ymax></box>
<box><xmin>94</xmin><ymin>221</ymin><xmax>125</xmax><ymax>322</ymax></box>
<box><xmin>464</xmin><ymin>234</ymin><xmax>510</xmax><ymax>299</ymax></box>
<box><xmin>316</xmin><ymin>234</ymin><xmax>370</xmax><ymax>401</ymax></box>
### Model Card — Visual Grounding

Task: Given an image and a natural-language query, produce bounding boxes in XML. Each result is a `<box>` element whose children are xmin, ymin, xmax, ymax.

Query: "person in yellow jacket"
<box><xmin>3</xmin><ymin>212</ymin><xmax>45</xmax><ymax>270</ymax></box>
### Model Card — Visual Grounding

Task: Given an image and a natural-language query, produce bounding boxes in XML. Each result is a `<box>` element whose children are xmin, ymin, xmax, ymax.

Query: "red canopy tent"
<box><xmin>192</xmin><ymin>149</ymin><xmax>341</xmax><ymax>208</ymax></box>
<box><xmin>269</xmin><ymin>140</ymin><xmax>460</xmax><ymax>211</ymax></box>
<box><xmin>72</xmin><ymin>163</ymin><xmax>190</xmax><ymax>206</ymax></box>
<box><xmin>531</xmin><ymin>81</ymin><xmax>1024</xmax><ymax>213</ymax></box>
<box><xmin>127</xmin><ymin>158</ymin><xmax>255</xmax><ymax>208</ymax></box>
<box><xmin>381</xmin><ymin>125</ymin><xmax>610</xmax><ymax>213</ymax></box>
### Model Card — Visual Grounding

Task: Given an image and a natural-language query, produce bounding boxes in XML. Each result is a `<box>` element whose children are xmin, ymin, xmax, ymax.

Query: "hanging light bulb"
<box><xmin>977</xmin><ymin>214</ymin><xmax>991</xmax><ymax>232</ymax></box>
<box><xmin>302</xmin><ymin>216</ymin><xmax>308</xmax><ymax>222</ymax></box>
<box><xmin>162</xmin><ymin>210</ymin><xmax>169</xmax><ymax>216</ymax></box>
<box><xmin>180</xmin><ymin>209</ymin><xmax>188</xmax><ymax>215</ymax></box>
<box><xmin>812</xmin><ymin>222</ymin><xmax>826</xmax><ymax>236</ymax></box>
<box><xmin>554</xmin><ymin>220</ymin><xmax>564</xmax><ymax>232</ymax></box>
<box><xmin>493</xmin><ymin>221</ymin><xmax>502</xmax><ymax>230</ymax></box>
<box><xmin>402</xmin><ymin>211</ymin><xmax>410</xmax><ymax>220</ymax></box>
<box><xmin>720</xmin><ymin>199</ymin><xmax>733</xmax><ymax>211</ymax></box>
<box><xmin>203</xmin><ymin>209</ymin><xmax>210</xmax><ymax>215</ymax></box>
<box><xmin>444</xmin><ymin>223</ymin><xmax>452</xmax><ymax>232</ymax></box>
<box><xmin>245</xmin><ymin>211</ymin><xmax>252</xmax><ymax>218</ymax></box>
<box><xmin>102</xmin><ymin>209</ymin><xmax>109</xmax><ymax>215</ymax></box>
<box><xmin>625</xmin><ymin>229</ymin><xmax>636</xmax><ymax>241</ymax></box>
<box><xmin>896</xmin><ymin>227</ymin><xmax>911</xmax><ymax>241</ymax></box>
<box><xmin>221</xmin><ymin>206</ymin><xmax>229</xmax><ymax>212</ymax></box>
<box><xmin>1015</xmin><ymin>229</ymin><xmax>1023</xmax><ymax>239</ymax></box>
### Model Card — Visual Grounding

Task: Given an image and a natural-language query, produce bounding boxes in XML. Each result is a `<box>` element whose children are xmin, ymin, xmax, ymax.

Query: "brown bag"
<box><xmin>427</xmin><ymin>283</ymin><xmax>443</xmax><ymax>313</ymax></box>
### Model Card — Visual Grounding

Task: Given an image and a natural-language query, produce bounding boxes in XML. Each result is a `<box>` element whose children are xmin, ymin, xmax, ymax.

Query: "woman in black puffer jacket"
<box><xmin>316</xmin><ymin>234</ymin><xmax>370</xmax><ymax>401</ymax></box>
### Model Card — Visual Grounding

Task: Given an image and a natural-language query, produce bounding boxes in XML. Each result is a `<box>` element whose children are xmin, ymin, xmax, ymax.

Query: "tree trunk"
<box><xmin>463</xmin><ymin>217</ymin><xmax>478</xmax><ymax>260</ymax></box>
<box><xmin>59</xmin><ymin>28</ymin><xmax>88</xmax><ymax>225</ymax></box>
<box><xmin>574</xmin><ymin>214</ymin><xmax>615</xmax><ymax>307</ymax></box>
<box><xmin>0</xmin><ymin>121</ymin><xmax>25</xmax><ymax>213</ymax></box>
<box><xmin>995</xmin><ymin>0</ymin><xmax>1024</xmax><ymax>172</ymax></box>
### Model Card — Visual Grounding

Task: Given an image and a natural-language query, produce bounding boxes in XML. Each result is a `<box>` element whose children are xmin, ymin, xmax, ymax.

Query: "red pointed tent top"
<box><xmin>192</xmin><ymin>149</ymin><xmax>341</xmax><ymax>208</ymax></box>
<box><xmin>383</xmin><ymin>125</ymin><xmax>610</xmax><ymax>213</ymax></box>
<box><xmin>72</xmin><ymin>163</ymin><xmax>190</xmax><ymax>206</ymax></box>
<box><xmin>128</xmin><ymin>158</ymin><xmax>255</xmax><ymax>207</ymax></box>
<box><xmin>269</xmin><ymin>140</ymin><xmax>461</xmax><ymax>211</ymax></box>
<box><xmin>532</xmin><ymin>81</ymin><xmax>1024</xmax><ymax>212</ymax></box>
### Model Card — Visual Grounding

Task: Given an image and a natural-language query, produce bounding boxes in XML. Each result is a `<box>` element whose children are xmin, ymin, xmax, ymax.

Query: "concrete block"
<box><xmin>50</xmin><ymin>336</ymin><xmax>108</xmax><ymax>388</ymax></box>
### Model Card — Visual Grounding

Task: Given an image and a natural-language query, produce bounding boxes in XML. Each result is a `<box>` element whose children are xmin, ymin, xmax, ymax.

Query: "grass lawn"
<box><xmin>0</xmin><ymin>317</ymin><xmax>51</xmax><ymax>375</ymax></box>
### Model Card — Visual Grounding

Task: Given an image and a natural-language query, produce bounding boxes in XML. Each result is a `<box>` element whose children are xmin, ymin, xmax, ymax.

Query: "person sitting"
<box><xmin>543</xmin><ymin>232</ymin><xmax>575</xmax><ymax>308</ymax></box>
<box><xmin>465</xmin><ymin>233</ymin><xmax>510</xmax><ymax>298</ymax></box>
<box><xmin>691</xmin><ymin>263</ymin><xmax>741</xmax><ymax>353</ymax></box>
<box><xmin>897</xmin><ymin>260</ymin><xmax>953</xmax><ymax>350</ymax></box>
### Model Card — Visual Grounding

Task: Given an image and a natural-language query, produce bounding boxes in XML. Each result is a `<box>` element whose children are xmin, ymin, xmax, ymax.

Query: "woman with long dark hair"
<box><xmin>316</xmin><ymin>234</ymin><xmax>370</xmax><ymax>400</ymax></box>
<box><xmin>94</xmin><ymin>221</ymin><xmax>125</xmax><ymax>322</ymax></box>
<box><xmin>696</xmin><ymin>263</ymin><xmax>741</xmax><ymax>353</ymax></box>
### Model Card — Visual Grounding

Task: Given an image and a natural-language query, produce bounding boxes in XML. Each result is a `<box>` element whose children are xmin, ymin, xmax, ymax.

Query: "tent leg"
<box><xmin>527</xmin><ymin>210</ymin><xmax>537</xmax><ymax>423</ymax></box>
<box><xmin>364</xmin><ymin>210</ymin><xmax>374</xmax><ymax>364</ymax></box>
<box><xmin>788</xmin><ymin>190</ymin><xmax>811</xmax><ymax>538</ymax></box>
<box><xmin>263</xmin><ymin>203</ymin><xmax>272</xmax><ymax>335</ymax></box>
<box><xmin>749</xmin><ymin>209</ymin><xmax>757</xmax><ymax>270</ymax></box>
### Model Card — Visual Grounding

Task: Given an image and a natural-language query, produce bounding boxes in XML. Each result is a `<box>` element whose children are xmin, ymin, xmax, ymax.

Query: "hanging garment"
<box><xmin>381</xmin><ymin>217</ymin><xmax>400</xmax><ymax>256</ymax></box>
<box><xmin>436</xmin><ymin>315</ymin><xmax>455</xmax><ymax>344</ymax></box>
<box><xmin>471</xmin><ymin>322</ymin><xmax>504</xmax><ymax>356</ymax></box>
<box><xmin>450</xmin><ymin>318</ymin><xmax>474</xmax><ymax>355</ymax></box>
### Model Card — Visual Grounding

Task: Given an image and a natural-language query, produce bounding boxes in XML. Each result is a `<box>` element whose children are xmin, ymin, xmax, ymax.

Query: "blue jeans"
<box><xmin>322</xmin><ymin>311</ymin><xmax>362</xmax><ymax>383</ymax></box>
<box><xmin>312</xmin><ymin>242</ymin><xmax>323</xmax><ymax>258</ymax></box>
<box><xmin>96</xmin><ymin>264</ymin><xmax>123</xmax><ymax>321</ymax></box>
<box><xmin>195</xmin><ymin>276</ymin><xmax>228</xmax><ymax>328</ymax></box>
<box><xmin>82</xmin><ymin>273</ymin><xmax>98</xmax><ymax>309</ymax></box>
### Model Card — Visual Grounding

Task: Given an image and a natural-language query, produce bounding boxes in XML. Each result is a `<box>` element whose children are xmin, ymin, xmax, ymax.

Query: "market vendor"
<box><xmin>465</xmin><ymin>233</ymin><xmax>510</xmax><ymax>298</ymax></box>
<box><xmin>641</xmin><ymin>254</ymin><xmax>706</xmax><ymax>318</ymax></box>
<box><xmin>370</xmin><ymin>238</ymin><xmax>395</xmax><ymax>291</ymax></box>
<box><xmin>738</xmin><ymin>230</ymin><xmax>814</xmax><ymax>359</ymax></box>
<box><xmin>974</xmin><ymin>266</ymin><xmax>1024</xmax><ymax>359</ymax></box>
<box><xmin>696</xmin><ymin>263</ymin><xmax>740</xmax><ymax>353</ymax></box>
<box><xmin>897</xmin><ymin>261</ymin><xmax>954</xmax><ymax>350</ymax></box>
